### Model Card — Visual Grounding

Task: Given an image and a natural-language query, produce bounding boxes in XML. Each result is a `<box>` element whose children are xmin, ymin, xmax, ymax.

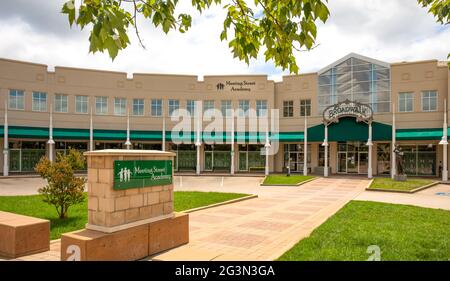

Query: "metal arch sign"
<box><xmin>323</xmin><ymin>100</ymin><xmax>373</xmax><ymax>124</ymax></box>
<box><xmin>113</xmin><ymin>160</ymin><xmax>173</xmax><ymax>190</ymax></box>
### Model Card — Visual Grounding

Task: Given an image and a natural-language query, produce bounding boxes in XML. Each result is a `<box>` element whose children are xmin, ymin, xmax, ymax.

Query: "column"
<box><xmin>89</xmin><ymin>107</ymin><xmax>94</xmax><ymax>151</ymax></box>
<box><xmin>441</xmin><ymin>99</ymin><xmax>448</xmax><ymax>181</ymax></box>
<box><xmin>391</xmin><ymin>103</ymin><xmax>396</xmax><ymax>179</ymax></box>
<box><xmin>230</xmin><ymin>111</ymin><xmax>235</xmax><ymax>175</ymax></box>
<box><xmin>303</xmin><ymin>115</ymin><xmax>308</xmax><ymax>176</ymax></box>
<box><xmin>162</xmin><ymin>100</ymin><xmax>166</xmax><ymax>151</ymax></box>
<box><xmin>367</xmin><ymin>121</ymin><xmax>373</xmax><ymax>179</ymax></box>
<box><xmin>3</xmin><ymin>101</ymin><xmax>8</xmax><ymax>176</ymax></box>
<box><xmin>48</xmin><ymin>104</ymin><xmax>55</xmax><ymax>162</ymax></box>
<box><xmin>264</xmin><ymin>121</ymin><xmax>270</xmax><ymax>176</ymax></box>
<box><xmin>125</xmin><ymin>109</ymin><xmax>131</xmax><ymax>149</ymax></box>
<box><xmin>323</xmin><ymin>124</ymin><xmax>329</xmax><ymax>177</ymax></box>
<box><xmin>195</xmin><ymin>101</ymin><xmax>201</xmax><ymax>175</ymax></box>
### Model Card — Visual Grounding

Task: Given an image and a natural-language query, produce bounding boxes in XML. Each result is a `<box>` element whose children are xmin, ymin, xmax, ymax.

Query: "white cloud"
<box><xmin>0</xmin><ymin>0</ymin><xmax>448</xmax><ymax>83</ymax></box>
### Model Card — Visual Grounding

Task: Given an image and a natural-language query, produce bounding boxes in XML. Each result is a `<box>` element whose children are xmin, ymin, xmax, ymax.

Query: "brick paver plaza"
<box><xmin>3</xmin><ymin>176</ymin><xmax>370</xmax><ymax>261</ymax></box>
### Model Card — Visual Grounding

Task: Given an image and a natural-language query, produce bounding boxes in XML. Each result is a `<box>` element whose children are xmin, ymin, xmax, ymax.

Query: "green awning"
<box><xmin>270</xmin><ymin>132</ymin><xmax>304</xmax><ymax>142</ymax></box>
<box><xmin>0</xmin><ymin>125</ymin><xmax>446</xmax><ymax>142</ymax></box>
<box><xmin>396</xmin><ymin>128</ymin><xmax>443</xmax><ymax>140</ymax></box>
<box><xmin>307</xmin><ymin>117</ymin><xmax>393</xmax><ymax>142</ymax></box>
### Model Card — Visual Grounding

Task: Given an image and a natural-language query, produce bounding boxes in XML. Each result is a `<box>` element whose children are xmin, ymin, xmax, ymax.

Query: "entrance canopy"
<box><xmin>308</xmin><ymin>117</ymin><xmax>391</xmax><ymax>142</ymax></box>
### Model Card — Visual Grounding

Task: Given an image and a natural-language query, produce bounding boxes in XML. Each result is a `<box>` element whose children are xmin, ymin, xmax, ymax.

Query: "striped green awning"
<box><xmin>0</xmin><ymin>125</ymin><xmax>447</xmax><ymax>142</ymax></box>
<box><xmin>270</xmin><ymin>132</ymin><xmax>304</xmax><ymax>142</ymax></box>
<box><xmin>396</xmin><ymin>128</ymin><xmax>443</xmax><ymax>140</ymax></box>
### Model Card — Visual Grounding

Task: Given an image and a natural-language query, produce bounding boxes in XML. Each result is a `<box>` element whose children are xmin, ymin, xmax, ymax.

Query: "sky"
<box><xmin>0</xmin><ymin>0</ymin><xmax>448</xmax><ymax>82</ymax></box>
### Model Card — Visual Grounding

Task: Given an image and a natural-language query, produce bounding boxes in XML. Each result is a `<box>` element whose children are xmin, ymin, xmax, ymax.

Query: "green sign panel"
<box><xmin>113</xmin><ymin>160</ymin><xmax>173</xmax><ymax>190</ymax></box>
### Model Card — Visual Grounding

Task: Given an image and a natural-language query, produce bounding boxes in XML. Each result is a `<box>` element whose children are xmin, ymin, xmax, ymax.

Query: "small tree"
<box><xmin>35</xmin><ymin>149</ymin><xmax>86</xmax><ymax>219</ymax></box>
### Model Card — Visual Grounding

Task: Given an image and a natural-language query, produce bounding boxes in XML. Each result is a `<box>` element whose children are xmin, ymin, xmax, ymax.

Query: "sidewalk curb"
<box><xmin>260</xmin><ymin>176</ymin><xmax>318</xmax><ymax>187</ymax></box>
<box><xmin>366</xmin><ymin>181</ymin><xmax>440</xmax><ymax>194</ymax></box>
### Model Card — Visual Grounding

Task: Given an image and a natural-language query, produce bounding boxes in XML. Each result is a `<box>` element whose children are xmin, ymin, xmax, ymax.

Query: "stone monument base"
<box><xmin>394</xmin><ymin>174</ymin><xmax>407</xmax><ymax>181</ymax></box>
<box><xmin>0</xmin><ymin>211</ymin><xmax>50</xmax><ymax>258</ymax></box>
<box><xmin>60</xmin><ymin>212</ymin><xmax>188</xmax><ymax>261</ymax></box>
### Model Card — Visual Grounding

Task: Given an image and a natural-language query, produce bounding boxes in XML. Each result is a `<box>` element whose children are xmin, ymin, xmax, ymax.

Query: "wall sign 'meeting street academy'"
<box><xmin>0</xmin><ymin>52</ymin><xmax>449</xmax><ymax>180</ymax></box>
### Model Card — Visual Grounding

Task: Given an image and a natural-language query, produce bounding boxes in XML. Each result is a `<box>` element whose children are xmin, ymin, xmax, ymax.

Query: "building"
<box><xmin>1</xmin><ymin>53</ymin><xmax>449</xmax><ymax>179</ymax></box>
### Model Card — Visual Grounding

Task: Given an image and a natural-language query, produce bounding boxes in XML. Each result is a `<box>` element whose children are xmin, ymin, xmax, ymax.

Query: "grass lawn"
<box><xmin>278</xmin><ymin>201</ymin><xmax>450</xmax><ymax>261</ymax></box>
<box><xmin>263</xmin><ymin>175</ymin><xmax>315</xmax><ymax>185</ymax></box>
<box><xmin>369</xmin><ymin>177</ymin><xmax>435</xmax><ymax>191</ymax></box>
<box><xmin>0</xmin><ymin>191</ymin><xmax>248</xmax><ymax>240</ymax></box>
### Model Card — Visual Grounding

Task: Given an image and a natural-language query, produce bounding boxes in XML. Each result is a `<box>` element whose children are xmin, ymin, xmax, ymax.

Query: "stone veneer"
<box><xmin>84</xmin><ymin>149</ymin><xmax>176</xmax><ymax>230</ymax></box>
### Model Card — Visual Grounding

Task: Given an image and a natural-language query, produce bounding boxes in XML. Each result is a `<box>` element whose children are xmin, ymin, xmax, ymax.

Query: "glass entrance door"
<box><xmin>204</xmin><ymin>151</ymin><xmax>213</xmax><ymax>171</ymax></box>
<box><xmin>347</xmin><ymin>152</ymin><xmax>358</xmax><ymax>173</ymax></box>
<box><xmin>358</xmin><ymin>152</ymin><xmax>368</xmax><ymax>174</ymax></box>
<box><xmin>338</xmin><ymin>152</ymin><xmax>347</xmax><ymax>173</ymax></box>
<box><xmin>337</xmin><ymin>142</ymin><xmax>369</xmax><ymax>174</ymax></box>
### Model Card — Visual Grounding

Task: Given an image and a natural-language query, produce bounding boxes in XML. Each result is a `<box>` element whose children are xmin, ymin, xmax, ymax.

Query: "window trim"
<box><xmin>95</xmin><ymin>96</ymin><xmax>108</xmax><ymax>115</ymax></box>
<box><xmin>54</xmin><ymin>93</ymin><xmax>68</xmax><ymax>113</ymax></box>
<box><xmin>398</xmin><ymin>92</ymin><xmax>414</xmax><ymax>113</ymax></box>
<box><xmin>221</xmin><ymin>100</ymin><xmax>232</xmax><ymax>117</ymax></box>
<box><xmin>151</xmin><ymin>99</ymin><xmax>163</xmax><ymax>117</ymax></box>
<box><xmin>421</xmin><ymin>90</ymin><xmax>438</xmax><ymax>112</ymax></box>
<box><xmin>300</xmin><ymin>99</ymin><xmax>312</xmax><ymax>117</ymax></box>
<box><xmin>256</xmin><ymin>99</ymin><xmax>268</xmax><ymax>117</ymax></box>
<box><xmin>283</xmin><ymin>100</ymin><xmax>294</xmax><ymax>118</ymax></box>
<box><xmin>132</xmin><ymin>98</ymin><xmax>145</xmax><ymax>116</ymax></box>
<box><xmin>114</xmin><ymin>97</ymin><xmax>127</xmax><ymax>116</ymax></box>
<box><xmin>8</xmin><ymin>89</ymin><xmax>25</xmax><ymax>111</ymax></box>
<box><xmin>32</xmin><ymin>91</ymin><xmax>48</xmax><ymax>112</ymax></box>
<box><xmin>75</xmin><ymin>95</ymin><xmax>89</xmax><ymax>114</ymax></box>
<box><xmin>168</xmin><ymin>99</ymin><xmax>180</xmax><ymax>117</ymax></box>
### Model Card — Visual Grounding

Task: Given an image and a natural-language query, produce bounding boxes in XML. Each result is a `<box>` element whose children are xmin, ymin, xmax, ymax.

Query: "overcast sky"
<box><xmin>0</xmin><ymin>0</ymin><xmax>448</xmax><ymax>81</ymax></box>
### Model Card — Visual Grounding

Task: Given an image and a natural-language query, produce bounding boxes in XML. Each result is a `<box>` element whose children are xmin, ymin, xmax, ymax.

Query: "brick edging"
<box><xmin>182</xmin><ymin>194</ymin><xmax>258</xmax><ymax>213</ymax></box>
<box><xmin>260</xmin><ymin>176</ymin><xmax>318</xmax><ymax>187</ymax></box>
<box><xmin>366</xmin><ymin>181</ymin><xmax>440</xmax><ymax>194</ymax></box>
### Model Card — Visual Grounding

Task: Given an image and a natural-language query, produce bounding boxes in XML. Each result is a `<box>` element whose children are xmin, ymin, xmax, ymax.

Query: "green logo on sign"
<box><xmin>113</xmin><ymin>160</ymin><xmax>173</xmax><ymax>190</ymax></box>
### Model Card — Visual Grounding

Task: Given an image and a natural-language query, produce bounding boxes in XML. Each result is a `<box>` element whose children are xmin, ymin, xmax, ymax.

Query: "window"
<box><xmin>95</xmin><ymin>96</ymin><xmax>108</xmax><ymax>115</ymax></box>
<box><xmin>422</xmin><ymin>90</ymin><xmax>437</xmax><ymax>112</ymax></box>
<box><xmin>32</xmin><ymin>91</ymin><xmax>47</xmax><ymax>112</ymax></box>
<box><xmin>133</xmin><ymin>98</ymin><xmax>144</xmax><ymax>116</ymax></box>
<box><xmin>238</xmin><ymin>100</ymin><xmax>250</xmax><ymax>117</ymax></box>
<box><xmin>114</xmin><ymin>97</ymin><xmax>127</xmax><ymax>116</ymax></box>
<box><xmin>203</xmin><ymin>100</ymin><xmax>215</xmax><ymax>117</ymax></box>
<box><xmin>75</xmin><ymin>95</ymin><xmax>88</xmax><ymax>114</ymax></box>
<box><xmin>186</xmin><ymin>100</ymin><xmax>196</xmax><ymax>116</ymax></box>
<box><xmin>54</xmin><ymin>94</ymin><xmax>68</xmax><ymax>113</ymax></box>
<box><xmin>256</xmin><ymin>100</ymin><xmax>267</xmax><ymax>117</ymax></box>
<box><xmin>9</xmin><ymin>89</ymin><xmax>24</xmax><ymax>110</ymax></box>
<box><xmin>221</xmin><ymin>100</ymin><xmax>232</xmax><ymax>117</ymax></box>
<box><xmin>398</xmin><ymin>92</ymin><xmax>413</xmax><ymax>112</ymax></box>
<box><xmin>283</xmin><ymin>100</ymin><xmax>293</xmax><ymax>117</ymax></box>
<box><xmin>168</xmin><ymin>99</ymin><xmax>179</xmax><ymax>117</ymax></box>
<box><xmin>317</xmin><ymin>57</ymin><xmax>391</xmax><ymax>113</ymax></box>
<box><xmin>151</xmin><ymin>99</ymin><xmax>162</xmax><ymax>117</ymax></box>
<box><xmin>300</xmin><ymin>99</ymin><xmax>311</xmax><ymax>116</ymax></box>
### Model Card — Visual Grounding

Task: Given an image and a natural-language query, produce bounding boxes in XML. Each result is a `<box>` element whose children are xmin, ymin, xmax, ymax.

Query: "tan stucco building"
<box><xmin>1</xmin><ymin>53</ymin><xmax>449</xmax><ymax>178</ymax></box>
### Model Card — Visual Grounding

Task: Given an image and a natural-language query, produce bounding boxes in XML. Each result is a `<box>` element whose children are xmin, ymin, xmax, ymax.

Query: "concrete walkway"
<box><xmin>355</xmin><ymin>184</ymin><xmax>450</xmax><ymax>211</ymax></box>
<box><xmin>2</xmin><ymin>176</ymin><xmax>369</xmax><ymax>261</ymax></box>
<box><xmin>150</xmin><ymin>177</ymin><xmax>369</xmax><ymax>261</ymax></box>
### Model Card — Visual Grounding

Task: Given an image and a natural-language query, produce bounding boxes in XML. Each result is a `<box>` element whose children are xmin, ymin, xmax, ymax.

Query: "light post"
<box><xmin>322</xmin><ymin>124</ymin><xmax>329</xmax><ymax>177</ymax></box>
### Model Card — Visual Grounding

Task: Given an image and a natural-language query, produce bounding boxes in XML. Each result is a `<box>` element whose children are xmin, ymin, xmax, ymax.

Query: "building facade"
<box><xmin>1</xmin><ymin>53</ymin><xmax>449</xmax><ymax>178</ymax></box>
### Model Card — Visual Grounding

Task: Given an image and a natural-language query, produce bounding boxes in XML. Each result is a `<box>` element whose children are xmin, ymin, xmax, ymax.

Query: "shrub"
<box><xmin>35</xmin><ymin>149</ymin><xmax>86</xmax><ymax>219</ymax></box>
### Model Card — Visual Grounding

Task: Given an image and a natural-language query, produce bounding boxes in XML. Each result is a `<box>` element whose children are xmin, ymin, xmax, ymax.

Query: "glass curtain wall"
<box><xmin>400</xmin><ymin>144</ymin><xmax>436</xmax><ymax>176</ymax></box>
<box><xmin>283</xmin><ymin>144</ymin><xmax>311</xmax><ymax>172</ymax></box>
<box><xmin>170</xmin><ymin>144</ymin><xmax>196</xmax><ymax>171</ymax></box>
<box><xmin>204</xmin><ymin>144</ymin><xmax>231</xmax><ymax>171</ymax></box>
<box><xmin>318</xmin><ymin>57</ymin><xmax>390</xmax><ymax>113</ymax></box>
<box><xmin>9</xmin><ymin>141</ymin><xmax>46</xmax><ymax>172</ymax></box>
<box><xmin>238</xmin><ymin>144</ymin><xmax>265</xmax><ymax>172</ymax></box>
